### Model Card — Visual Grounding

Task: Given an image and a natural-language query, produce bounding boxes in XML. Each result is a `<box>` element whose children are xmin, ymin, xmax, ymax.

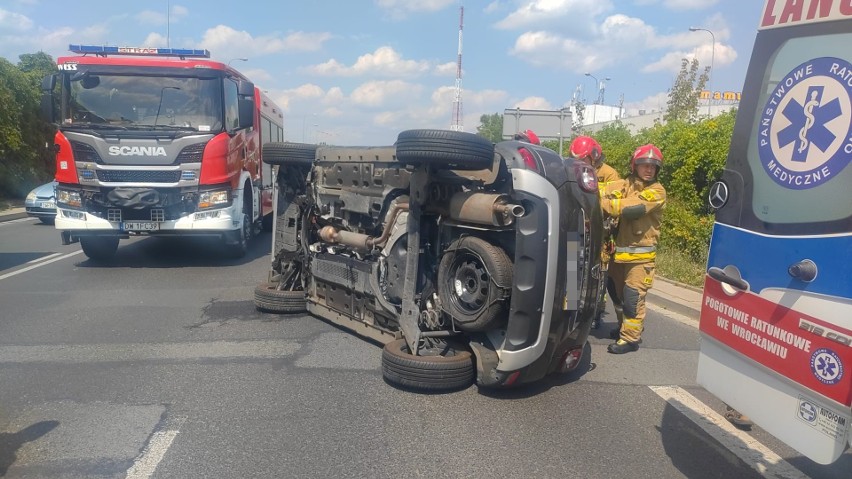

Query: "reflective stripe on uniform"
<box><xmin>615</xmin><ymin>251</ymin><xmax>657</xmax><ymax>262</ymax></box>
<box><xmin>610</xmin><ymin>198</ymin><xmax>621</xmax><ymax>214</ymax></box>
<box><xmin>616</xmin><ymin>245</ymin><xmax>657</xmax><ymax>253</ymax></box>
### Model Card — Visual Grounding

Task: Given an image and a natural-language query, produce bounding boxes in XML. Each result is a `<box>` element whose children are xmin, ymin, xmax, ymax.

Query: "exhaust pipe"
<box><xmin>318</xmin><ymin>202</ymin><xmax>409</xmax><ymax>250</ymax></box>
<box><xmin>449</xmin><ymin>192</ymin><xmax>525</xmax><ymax>226</ymax></box>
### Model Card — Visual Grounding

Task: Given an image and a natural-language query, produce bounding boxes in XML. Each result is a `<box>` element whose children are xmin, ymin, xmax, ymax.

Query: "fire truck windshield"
<box><xmin>65</xmin><ymin>73</ymin><xmax>223</xmax><ymax>132</ymax></box>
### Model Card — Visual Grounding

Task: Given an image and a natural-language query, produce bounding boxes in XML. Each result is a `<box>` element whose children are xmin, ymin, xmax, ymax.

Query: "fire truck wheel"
<box><xmin>80</xmin><ymin>236</ymin><xmax>119</xmax><ymax>262</ymax></box>
<box><xmin>438</xmin><ymin>236</ymin><xmax>512</xmax><ymax>332</ymax></box>
<box><xmin>396</xmin><ymin>129</ymin><xmax>494</xmax><ymax>170</ymax></box>
<box><xmin>225</xmin><ymin>210</ymin><xmax>252</xmax><ymax>258</ymax></box>
<box><xmin>262</xmin><ymin>142</ymin><xmax>317</xmax><ymax>166</ymax></box>
<box><xmin>253</xmin><ymin>282</ymin><xmax>307</xmax><ymax>313</ymax></box>
<box><xmin>381</xmin><ymin>339</ymin><xmax>474</xmax><ymax>392</ymax></box>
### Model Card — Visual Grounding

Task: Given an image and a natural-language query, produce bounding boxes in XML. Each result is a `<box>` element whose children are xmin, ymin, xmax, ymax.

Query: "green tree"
<box><xmin>476</xmin><ymin>113</ymin><xmax>503</xmax><ymax>143</ymax></box>
<box><xmin>664</xmin><ymin>58</ymin><xmax>709</xmax><ymax>124</ymax></box>
<box><xmin>0</xmin><ymin>52</ymin><xmax>56</xmax><ymax>199</ymax></box>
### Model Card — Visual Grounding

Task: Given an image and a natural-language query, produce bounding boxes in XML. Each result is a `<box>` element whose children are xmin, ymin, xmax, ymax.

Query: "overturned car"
<box><xmin>255</xmin><ymin>129</ymin><xmax>602</xmax><ymax>391</ymax></box>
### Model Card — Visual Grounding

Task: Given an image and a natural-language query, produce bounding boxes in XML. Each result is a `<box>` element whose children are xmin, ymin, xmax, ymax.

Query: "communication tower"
<box><xmin>450</xmin><ymin>6</ymin><xmax>464</xmax><ymax>131</ymax></box>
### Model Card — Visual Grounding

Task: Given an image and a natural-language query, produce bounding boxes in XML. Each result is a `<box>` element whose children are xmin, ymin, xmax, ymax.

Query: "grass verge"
<box><xmin>655</xmin><ymin>245</ymin><xmax>707</xmax><ymax>288</ymax></box>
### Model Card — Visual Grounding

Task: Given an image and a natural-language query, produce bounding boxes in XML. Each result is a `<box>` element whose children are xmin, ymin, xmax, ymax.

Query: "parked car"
<box><xmin>25</xmin><ymin>181</ymin><xmax>57</xmax><ymax>224</ymax></box>
<box><xmin>255</xmin><ymin>129</ymin><xmax>603</xmax><ymax>392</ymax></box>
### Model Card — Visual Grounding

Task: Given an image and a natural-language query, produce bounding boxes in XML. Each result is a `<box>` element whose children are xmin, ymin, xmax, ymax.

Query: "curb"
<box><xmin>0</xmin><ymin>211</ymin><xmax>28</xmax><ymax>222</ymax></box>
<box><xmin>647</xmin><ymin>289</ymin><xmax>700</xmax><ymax>320</ymax></box>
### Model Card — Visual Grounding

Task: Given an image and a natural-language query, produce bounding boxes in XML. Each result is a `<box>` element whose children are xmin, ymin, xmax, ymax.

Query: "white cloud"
<box><xmin>375</xmin><ymin>0</ymin><xmax>457</xmax><ymax>18</ymax></box>
<box><xmin>495</xmin><ymin>0</ymin><xmax>612</xmax><ymax>33</ymax></box>
<box><xmin>434</xmin><ymin>61</ymin><xmax>458</xmax><ymax>77</ymax></box>
<box><xmin>200</xmin><ymin>26</ymin><xmax>333</xmax><ymax>62</ymax></box>
<box><xmin>0</xmin><ymin>8</ymin><xmax>34</xmax><ymax>32</ymax></box>
<box><xmin>351</xmin><ymin>80</ymin><xmax>421</xmax><ymax>107</ymax></box>
<box><xmin>136</xmin><ymin>5</ymin><xmax>187</xmax><ymax>26</ymax></box>
<box><xmin>513</xmin><ymin>96</ymin><xmax>553</xmax><ymax>110</ymax></box>
<box><xmin>636</xmin><ymin>0</ymin><xmax>718</xmax><ymax>10</ymax></box>
<box><xmin>304</xmin><ymin>46</ymin><xmax>431</xmax><ymax>77</ymax></box>
<box><xmin>323</xmin><ymin>87</ymin><xmax>345</xmax><ymax>106</ymax></box>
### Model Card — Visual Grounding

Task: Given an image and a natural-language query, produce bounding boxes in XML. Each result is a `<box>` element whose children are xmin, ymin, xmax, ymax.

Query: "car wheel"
<box><xmin>395</xmin><ymin>129</ymin><xmax>494</xmax><ymax>170</ymax></box>
<box><xmin>381</xmin><ymin>338</ymin><xmax>474</xmax><ymax>392</ymax></box>
<box><xmin>39</xmin><ymin>217</ymin><xmax>55</xmax><ymax>225</ymax></box>
<box><xmin>262</xmin><ymin>142</ymin><xmax>317</xmax><ymax>166</ymax></box>
<box><xmin>254</xmin><ymin>282</ymin><xmax>307</xmax><ymax>313</ymax></box>
<box><xmin>438</xmin><ymin>236</ymin><xmax>513</xmax><ymax>332</ymax></box>
<box><xmin>80</xmin><ymin>236</ymin><xmax>119</xmax><ymax>261</ymax></box>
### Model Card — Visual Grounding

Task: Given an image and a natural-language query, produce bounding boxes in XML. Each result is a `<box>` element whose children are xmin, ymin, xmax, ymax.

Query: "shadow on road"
<box><xmin>0</xmin><ymin>420</ymin><xmax>59</xmax><ymax>476</ymax></box>
<box><xmin>74</xmin><ymin>232</ymin><xmax>271</xmax><ymax>269</ymax></box>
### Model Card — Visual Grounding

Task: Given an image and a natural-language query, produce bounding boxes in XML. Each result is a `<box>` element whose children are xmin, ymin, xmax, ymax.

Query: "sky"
<box><xmin>0</xmin><ymin>0</ymin><xmax>767</xmax><ymax>145</ymax></box>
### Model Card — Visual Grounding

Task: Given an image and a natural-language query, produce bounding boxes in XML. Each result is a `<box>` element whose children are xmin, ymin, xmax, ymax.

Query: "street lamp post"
<box><xmin>584</xmin><ymin>72</ymin><xmax>611</xmax><ymax>124</ymax></box>
<box><xmin>227</xmin><ymin>57</ymin><xmax>248</xmax><ymax>66</ymax></box>
<box><xmin>689</xmin><ymin>26</ymin><xmax>715</xmax><ymax>117</ymax></box>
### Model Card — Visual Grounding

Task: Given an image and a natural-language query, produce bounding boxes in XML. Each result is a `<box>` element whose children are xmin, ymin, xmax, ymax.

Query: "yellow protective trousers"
<box><xmin>608</xmin><ymin>261</ymin><xmax>655</xmax><ymax>343</ymax></box>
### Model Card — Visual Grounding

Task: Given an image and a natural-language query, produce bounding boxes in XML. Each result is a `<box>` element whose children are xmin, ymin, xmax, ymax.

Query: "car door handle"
<box><xmin>708</xmin><ymin>266</ymin><xmax>749</xmax><ymax>291</ymax></box>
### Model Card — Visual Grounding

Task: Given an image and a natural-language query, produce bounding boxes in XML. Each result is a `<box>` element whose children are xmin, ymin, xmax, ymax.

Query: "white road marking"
<box><xmin>26</xmin><ymin>252</ymin><xmax>62</xmax><ymax>264</ymax></box>
<box><xmin>0</xmin><ymin>339</ymin><xmax>301</xmax><ymax>363</ymax></box>
<box><xmin>125</xmin><ymin>423</ymin><xmax>183</xmax><ymax>479</ymax></box>
<box><xmin>650</xmin><ymin>385</ymin><xmax>809</xmax><ymax>479</ymax></box>
<box><xmin>0</xmin><ymin>250</ymin><xmax>82</xmax><ymax>281</ymax></box>
<box><xmin>0</xmin><ymin>217</ymin><xmax>32</xmax><ymax>226</ymax></box>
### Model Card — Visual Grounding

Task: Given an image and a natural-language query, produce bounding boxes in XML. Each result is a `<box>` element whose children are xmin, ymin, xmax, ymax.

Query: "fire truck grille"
<box><xmin>96</xmin><ymin>170</ymin><xmax>181</xmax><ymax>183</ymax></box>
<box><xmin>70</xmin><ymin>141</ymin><xmax>103</xmax><ymax>163</ymax></box>
<box><xmin>175</xmin><ymin>142</ymin><xmax>206</xmax><ymax>164</ymax></box>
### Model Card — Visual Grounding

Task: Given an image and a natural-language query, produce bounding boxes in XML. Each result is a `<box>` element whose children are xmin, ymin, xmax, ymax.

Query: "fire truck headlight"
<box><xmin>57</xmin><ymin>189</ymin><xmax>82</xmax><ymax>208</ymax></box>
<box><xmin>198</xmin><ymin>189</ymin><xmax>230</xmax><ymax>209</ymax></box>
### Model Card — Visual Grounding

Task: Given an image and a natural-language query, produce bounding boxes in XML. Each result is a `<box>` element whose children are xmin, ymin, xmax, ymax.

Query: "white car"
<box><xmin>25</xmin><ymin>181</ymin><xmax>57</xmax><ymax>224</ymax></box>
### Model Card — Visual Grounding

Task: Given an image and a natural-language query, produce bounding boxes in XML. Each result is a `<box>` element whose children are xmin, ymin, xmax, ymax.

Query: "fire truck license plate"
<box><xmin>122</xmin><ymin>221</ymin><xmax>160</xmax><ymax>231</ymax></box>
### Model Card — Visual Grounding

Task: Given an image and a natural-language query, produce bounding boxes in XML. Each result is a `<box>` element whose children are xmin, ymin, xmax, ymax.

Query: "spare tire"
<box><xmin>438</xmin><ymin>236</ymin><xmax>513</xmax><ymax>332</ymax></box>
<box><xmin>263</xmin><ymin>142</ymin><xmax>317</xmax><ymax>166</ymax></box>
<box><xmin>396</xmin><ymin>129</ymin><xmax>494</xmax><ymax>170</ymax></box>
<box><xmin>381</xmin><ymin>339</ymin><xmax>474</xmax><ymax>392</ymax></box>
<box><xmin>254</xmin><ymin>282</ymin><xmax>307</xmax><ymax>313</ymax></box>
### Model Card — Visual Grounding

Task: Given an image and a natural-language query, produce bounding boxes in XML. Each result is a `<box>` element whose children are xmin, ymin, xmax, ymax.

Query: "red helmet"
<box><xmin>568</xmin><ymin>135</ymin><xmax>603</xmax><ymax>167</ymax></box>
<box><xmin>514</xmin><ymin>129</ymin><xmax>540</xmax><ymax>145</ymax></box>
<box><xmin>630</xmin><ymin>143</ymin><xmax>663</xmax><ymax>175</ymax></box>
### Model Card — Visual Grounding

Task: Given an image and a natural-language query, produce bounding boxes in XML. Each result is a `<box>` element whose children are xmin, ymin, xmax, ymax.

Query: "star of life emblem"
<box><xmin>811</xmin><ymin>348</ymin><xmax>844</xmax><ymax>385</ymax></box>
<box><xmin>758</xmin><ymin>57</ymin><xmax>852</xmax><ymax>190</ymax></box>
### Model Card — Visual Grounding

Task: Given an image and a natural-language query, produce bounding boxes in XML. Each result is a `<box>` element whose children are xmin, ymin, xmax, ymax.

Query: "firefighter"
<box><xmin>513</xmin><ymin>129</ymin><xmax>541</xmax><ymax>145</ymax></box>
<box><xmin>600</xmin><ymin>144</ymin><xmax>666</xmax><ymax>354</ymax></box>
<box><xmin>568</xmin><ymin>135</ymin><xmax>621</xmax><ymax>329</ymax></box>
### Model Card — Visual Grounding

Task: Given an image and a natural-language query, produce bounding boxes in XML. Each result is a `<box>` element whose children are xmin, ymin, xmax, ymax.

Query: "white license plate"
<box><xmin>122</xmin><ymin>221</ymin><xmax>160</xmax><ymax>231</ymax></box>
<box><xmin>40</xmin><ymin>201</ymin><xmax>54</xmax><ymax>209</ymax></box>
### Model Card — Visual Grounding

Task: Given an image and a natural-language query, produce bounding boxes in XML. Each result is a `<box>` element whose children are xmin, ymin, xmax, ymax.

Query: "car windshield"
<box><xmin>64</xmin><ymin>73</ymin><xmax>223</xmax><ymax>132</ymax></box>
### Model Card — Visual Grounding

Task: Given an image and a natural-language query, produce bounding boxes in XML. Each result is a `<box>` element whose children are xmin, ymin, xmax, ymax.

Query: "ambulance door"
<box><xmin>696</xmin><ymin>17</ymin><xmax>852</xmax><ymax>465</ymax></box>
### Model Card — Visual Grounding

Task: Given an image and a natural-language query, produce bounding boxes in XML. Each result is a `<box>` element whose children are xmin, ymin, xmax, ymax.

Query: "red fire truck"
<box><xmin>39</xmin><ymin>45</ymin><xmax>284</xmax><ymax>260</ymax></box>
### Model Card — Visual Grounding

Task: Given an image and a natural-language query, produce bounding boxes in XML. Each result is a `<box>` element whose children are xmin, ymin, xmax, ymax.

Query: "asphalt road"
<box><xmin>0</xmin><ymin>216</ymin><xmax>848</xmax><ymax>478</ymax></box>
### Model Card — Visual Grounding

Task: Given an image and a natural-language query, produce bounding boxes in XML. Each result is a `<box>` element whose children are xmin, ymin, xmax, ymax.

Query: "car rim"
<box><xmin>448</xmin><ymin>253</ymin><xmax>489</xmax><ymax>315</ymax></box>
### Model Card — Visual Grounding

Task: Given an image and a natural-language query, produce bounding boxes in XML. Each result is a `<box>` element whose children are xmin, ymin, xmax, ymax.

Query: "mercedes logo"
<box><xmin>708</xmin><ymin>181</ymin><xmax>729</xmax><ymax>210</ymax></box>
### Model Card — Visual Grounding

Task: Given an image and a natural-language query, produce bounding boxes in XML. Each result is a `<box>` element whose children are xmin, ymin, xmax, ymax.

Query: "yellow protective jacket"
<box><xmin>600</xmin><ymin>175</ymin><xmax>666</xmax><ymax>263</ymax></box>
<box><xmin>596</xmin><ymin>162</ymin><xmax>621</xmax><ymax>187</ymax></box>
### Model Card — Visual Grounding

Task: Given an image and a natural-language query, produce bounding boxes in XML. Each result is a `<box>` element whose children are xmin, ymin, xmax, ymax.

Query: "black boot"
<box><xmin>607</xmin><ymin>339</ymin><xmax>639</xmax><ymax>354</ymax></box>
<box><xmin>609</xmin><ymin>327</ymin><xmax>620</xmax><ymax>340</ymax></box>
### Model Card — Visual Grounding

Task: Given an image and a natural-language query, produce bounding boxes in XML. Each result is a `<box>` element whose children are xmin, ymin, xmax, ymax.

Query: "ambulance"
<box><xmin>697</xmin><ymin>0</ymin><xmax>852</xmax><ymax>465</ymax></box>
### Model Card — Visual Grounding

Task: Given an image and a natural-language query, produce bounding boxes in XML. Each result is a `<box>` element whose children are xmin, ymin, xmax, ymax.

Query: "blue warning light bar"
<box><xmin>68</xmin><ymin>44</ymin><xmax>211</xmax><ymax>58</ymax></box>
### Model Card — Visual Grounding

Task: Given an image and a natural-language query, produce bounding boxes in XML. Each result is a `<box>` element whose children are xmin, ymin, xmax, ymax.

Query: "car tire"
<box><xmin>395</xmin><ymin>129</ymin><xmax>494</xmax><ymax>170</ymax></box>
<box><xmin>80</xmin><ymin>236</ymin><xmax>119</xmax><ymax>261</ymax></box>
<box><xmin>438</xmin><ymin>236</ymin><xmax>513</xmax><ymax>332</ymax></box>
<box><xmin>381</xmin><ymin>338</ymin><xmax>474</xmax><ymax>392</ymax></box>
<box><xmin>254</xmin><ymin>282</ymin><xmax>307</xmax><ymax>313</ymax></box>
<box><xmin>263</xmin><ymin>142</ymin><xmax>317</xmax><ymax>166</ymax></box>
<box><xmin>39</xmin><ymin>217</ymin><xmax>55</xmax><ymax>225</ymax></box>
